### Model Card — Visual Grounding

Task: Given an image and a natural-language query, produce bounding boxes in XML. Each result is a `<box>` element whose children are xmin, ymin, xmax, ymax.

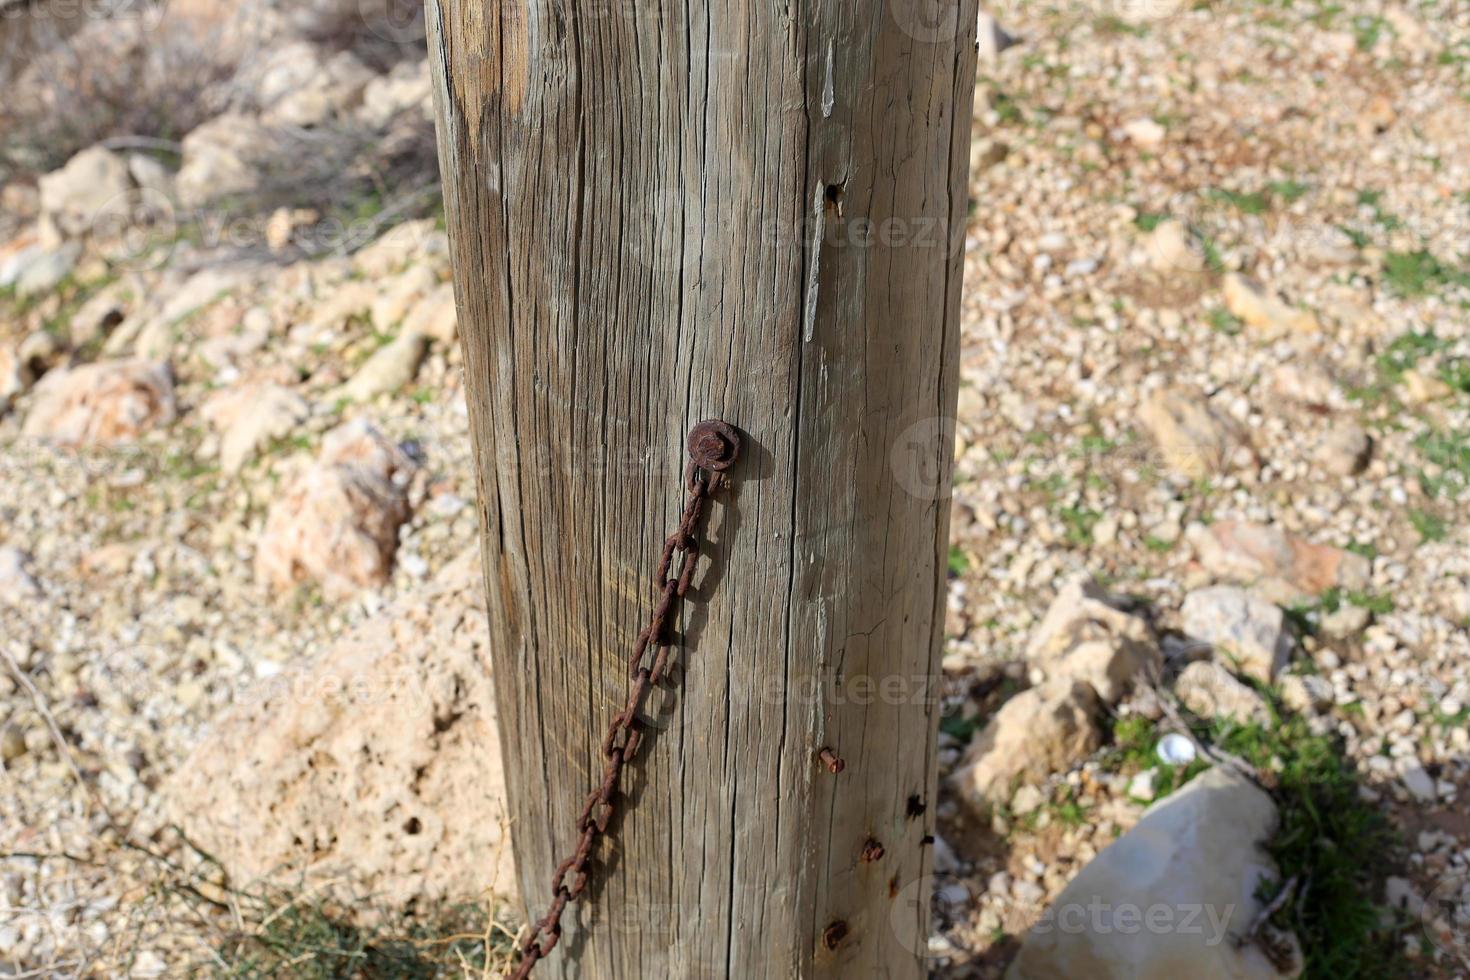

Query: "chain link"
<box><xmin>509</xmin><ymin>421</ymin><xmax>740</xmax><ymax>979</ymax></box>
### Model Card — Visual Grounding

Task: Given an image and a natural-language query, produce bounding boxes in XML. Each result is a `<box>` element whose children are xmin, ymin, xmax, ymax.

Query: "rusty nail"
<box><xmin>822</xmin><ymin>920</ymin><xmax>849</xmax><ymax>950</ymax></box>
<box><xmin>860</xmin><ymin>838</ymin><xmax>885</xmax><ymax>863</ymax></box>
<box><xmin>818</xmin><ymin>747</ymin><xmax>845</xmax><ymax>774</ymax></box>
<box><xmin>686</xmin><ymin>420</ymin><xmax>740</xmax><ymax>472</ymax></box>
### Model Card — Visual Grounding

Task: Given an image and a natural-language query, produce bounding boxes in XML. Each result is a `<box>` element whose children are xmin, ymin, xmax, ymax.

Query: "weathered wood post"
<box><xmin>427</xmin><ymin>2</ymin><xmax>978</xmax><ymax>975</ymax></box>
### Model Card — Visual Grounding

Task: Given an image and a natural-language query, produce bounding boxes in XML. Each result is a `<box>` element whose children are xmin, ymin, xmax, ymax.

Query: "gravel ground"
<box><xmin>2</xmin><ymin>0</ymin><xmax>1470</xmax><ymax>976</ymax></box>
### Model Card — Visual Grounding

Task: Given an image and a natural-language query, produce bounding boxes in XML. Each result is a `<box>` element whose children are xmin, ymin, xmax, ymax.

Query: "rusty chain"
<box><xmin>509</xmin><ymin>419</ymin><xmax>741</xmax><ymax>979</ymax></box>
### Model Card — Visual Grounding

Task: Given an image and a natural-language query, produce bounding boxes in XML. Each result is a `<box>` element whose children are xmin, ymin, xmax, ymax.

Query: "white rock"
<box><xmin>1139</xmin><ymin>387</ymin><xmax>1247</xmax><ymax>480</ymax></box>
<box><xmin>202</xmin><ymin>384</ymin><xmax>311</xmax><ymax>474</ymax></box>
<box><xmin>38</xmin><ymin>146</ymin><xmax>132</xmax><ymax>237</ymax></box>
<box><xmin>1026</xmin><ymin>575</ymin><xmax>1161</xmax><ymax>704</ymax></box>
<box><xmin>1143</xmin><ymin>219</ymin><xmax>1203</xmax><ymax>274</ymax></box>
<box><xmin>359</xmin><ymin>59</ymin><xmax>433</xmax><ymax>128</ymax></box>
<box><xmin>1011</xmin><ymin>783</ymin><xmax>1046</xmax><ymax>815</ymax></box>
<box><xmin>1400</xmin><ymin>764</ymin><xmax>1436</xmax><ymax>803</ymax></box>
<box><xmin>13</xmin><ymin>242</ymin><xmax>79</xmax><ymax>297</ymax></box>
<box><xmin>1222</xmin><ymin>273</ymin><xmax>1320</xmax><ymax>336</ymax></box>
<box><xmin>1279</xmin><ymin>674</ymin><xmax>1333</xmax><ymax>713</ymax></box>
<box><xmin>254</xmin><ymin>419</ymin><xmax>415</xmax><ymax>599</ymax></box>
<box><xmin>1127</xmin><ymin>768</ymin><xmax>1157</xmax><ymax>801</ymax></box>
<box><xmin>336</xmin><ymin>330</ymin><xmax>429</xmax><ymax>403</ymax></box>
<box><xmin>1175</xmin><ymin>660</ymin><xmax>1271</xmax><ymax>725</ymax></box>
<box><xmin>175</xmin><ymin>113</ymin><xmax>275</xmax><ymax>210</ymax></box>
<box><xmin>952</xmin><ymin>679</ymin><xmax>1102</xmax><ymax>812</ymax></box>
<box><xmin>1181</xmin><ymin>586</ymin><xmax>1291</xmax><ymax>682</ymax></box>
<box><xmin>22</xmin><ymin>360</ymin><xmax>176</xmax><ymax>447</ymax></box>
<box><xmin>1122</xmin><ymin>118</ymin><xmax>1165</xmax><ymax>148</ymax></box>
<box><xmin>371</xmin><ymin>265</ymin><xmax>439</xmax><ymax>331</ymax></box>
<box><xmin>1316</xmin><ymin>423</ymin><xmax>1372</xmax><ymax>477</ymax></box>
<box><xmin>1008</xmin><ymin>767</ymin><xmax>1300</xmax><ymax>979</ymax></box>
<box><xmin>401</xmin><ymin>283</ymin><xmax>458</xmax><ymax>345</ymax></box>
<box><xmin>0</xmin><ymin>547</ymin><xmax>41</xmax><ymax>605</ymax></box>
<box><xmin>165</xmin><ymin>550</ymin><xmax>517</xmax><ymax>911</ymax></box>
<box><xmin>0</xmin><ymin>344</ymin><xmax>25</xmax><ymax>409</ymax></box>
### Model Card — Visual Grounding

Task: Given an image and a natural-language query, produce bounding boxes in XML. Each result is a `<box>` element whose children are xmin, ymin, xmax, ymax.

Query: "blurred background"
<box><xmin>1</xmin><ymin>0</ymin><xmax>1469</xmax><ymax>977</ymax></box>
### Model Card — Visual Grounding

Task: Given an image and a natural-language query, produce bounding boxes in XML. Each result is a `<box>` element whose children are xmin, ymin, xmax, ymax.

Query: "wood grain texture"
<box><xmin>426</xmin><ymin>2</ymin><xmax>978</xmax><ymax>975</ymax></box>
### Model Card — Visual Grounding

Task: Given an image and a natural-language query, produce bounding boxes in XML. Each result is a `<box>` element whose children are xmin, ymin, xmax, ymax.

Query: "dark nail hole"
<box><xmin>824</xmin><ymin>182</ymin><xmax>845</xmax><ymax>218</ymax></box>
<box><xmin>905</xmin><ymin>794</ymin><xmax>926</xmax><ymax>818</ymax></box>
<box><xmin>822</xmin><ymin>920</ymin><xmax>849</xmax><ymax>950</ymax></box>
<box><xmin>404</xmin><ymin>817</ymin><xmax>422</xmax><ymax>835</ymax></box>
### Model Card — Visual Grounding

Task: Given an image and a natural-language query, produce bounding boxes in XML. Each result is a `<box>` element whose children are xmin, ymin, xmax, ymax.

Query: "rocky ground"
<box><xmin>1</xmin><ymin>0</ymin><xmax>1469</xmax><ymax>978</ymax></box>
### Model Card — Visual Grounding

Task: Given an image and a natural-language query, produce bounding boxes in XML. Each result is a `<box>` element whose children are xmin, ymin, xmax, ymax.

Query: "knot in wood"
<box><xmin>687</xmin><ymin>420</ymin><xmax>740</xmax><ymax>472</ymax></box>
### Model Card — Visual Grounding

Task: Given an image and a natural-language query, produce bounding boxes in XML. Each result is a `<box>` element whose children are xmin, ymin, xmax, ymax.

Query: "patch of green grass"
<box><xmin>1208</xmin><ymin>187</ymin><xmax>1272</xmax><ymax>215</ymax></box>
<box><xmin>214</xmin><ymin>889</ymin><xmax>511</xmax><ymax>979</ymax></box>
<box><xmin>1059</xmin><ymin>505</ymin><xmax>1101</xmax><ymax>546</ymax></box>
<box><xmin>948</xmin><ymin>545</ymin><xmax>971</xmax><ymax>578</ymax></box>
<box><xmin>1376</xmin><ymin>331</ymin><xmax>1448</xmax><ymax>381</ymax></box>
<box><xmin>1134</xmin><ymin>211</ymin><xmax>1170</xmax><ymax>232</ymax></box>
<box><xmin>1319</xmin><ymin>586</ymin><xmax>1394</xmax><ymax>616</ymax></box>
<box><xmin>1439</xmin><ymin>358</ymin><xmax>1470</xmax><ymax>394</ymax></box>
<box><xmin>1209</xmin><ymin>713</ymin><xmax>1407</xmax><ymax>978</ymax></box>
<box><xmin>1048</xmin><ymin>786</ymin><xmax>1092</xmax><ymax>828</ymax></box>
<box><xmin>1096</xmin><ymin>14</ymin><xmax>1150</xmax><ymax>36</ymax></box>
<box><xmin>1207</xmin><ymin>306</ymin><xmax>1245</xmax><ymax>336</ymax></box>
<box><xmin>1408</xmin><ymin>508</ymin><xmax>1448</xmax><ymax>542</ymax></box>
<box><xmin>1198</xmin><ymin>233</ymin><xmax>1227</xmax><ymax>275</ymax></box>
<box><xmin>1268</xmin><ymin>179</ymin><xmax>1311</xmax><ymax>203</ymax></box>
<box><xmin>1353</xmin><ymin>14</ymin><xmax>1388</xmax><ymax>51</ymax></box>
<box><xmin>1381</xmin><ymin>250</ymin><xmax>1470</xmax><ymax>298</ymax></box>
<box><xmin>1143</xmin><ymin>535</ymin><xmax>1175</xmax><ymax>553</ymax></box>
<box><xmin>1106</xmin><ymin>697</ymin><xmax>1409</xmax><ymax>976</ymax></box>
<box><xmin>1104</xmin><ymin>715</ymin><xmax>1207</xmax><ymax>799</ymax></box>
<box><xmin>940</xmin><ymin>707</ymin><xmax>982</xmax><ymax>743</ymax></box>
<box><xmin>1415</xmin><ymin>429</ymin><xmax>1470</xmax><ymax>497</ymax></box>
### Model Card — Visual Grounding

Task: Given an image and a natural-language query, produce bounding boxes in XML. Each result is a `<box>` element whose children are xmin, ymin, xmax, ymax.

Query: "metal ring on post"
<box><xmin>686</xmin><ymin>420</ymin><xmax>741</xmax><ymax>472</ymax></box>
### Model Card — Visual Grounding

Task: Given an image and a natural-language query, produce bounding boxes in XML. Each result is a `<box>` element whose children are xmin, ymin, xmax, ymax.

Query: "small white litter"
<box><xmin>1156</xmin><ymin>733</ymin><xmax>1197</xmax><ymax>766</ymax></box>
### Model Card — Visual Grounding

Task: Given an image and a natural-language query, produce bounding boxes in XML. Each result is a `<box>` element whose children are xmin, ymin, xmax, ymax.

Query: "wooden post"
<box><xmin>427</xmin><ymin>2</ymin><xmax>978</xmax><ymax>976</ymax></box>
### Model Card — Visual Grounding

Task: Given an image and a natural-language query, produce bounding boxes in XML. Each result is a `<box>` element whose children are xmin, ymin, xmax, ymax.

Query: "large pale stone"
<box><xmin>0</xmin><ymin>546</ymin><xmax>41</xmax><ymax>605</ymax></box>
<box><xmin>1181</xmin><ymin>587</ymin><xmax>1291</xmax><ymax>683</ymax></box>
<box><xmin>1027</xmin><ymin>576</ymin><xmax>1161</xmax><ymax>704</ymax></box>
<box><xmin>175</xmin><ymin>113</ymin><xmax>275</xmax><ymax>210</ymax></box>
<box><xmin>1008</xmin><ymin>767</ymin><xmax>1300</xmax><ymax>979</ymax></box>
<box><xmin>0</xmin><ymin>344</ymin><xmax>23</xmax><ymax>410</ymax></box>
<box><xmin>164</xmin><ymin>549</ymin><xmax>517</xmax><ymax>910</ymax></box>
<box><xmin>1222</xmin><ymin>273</ymin><xmax>1320</xmax><ymax>337</ymax></box>
<box><xmin>1175</xmin><ymin>660</ymin><xmax>1270</xmax><ymax>725</ymax></box>
<box><xmin>38</xmin><ymin>146</ymin><xmax>132</xmax><ymax>236</ymax></box>
<box><xmin>952</xmin><ymin>679</ymin><xmax>1102</xmax><ymax>811</ymax></box>
<box><xmin>1144</xmin><ymin>219</ymin><xmax>1204</xmax><ymax>274</ymax></box>
<box><xmin>336</xmin><ymin>330</ymin><xmax>428</xmax><ymax>403</ymax></box>
<box><xmin>22</xmin><ymin>360</ymin><xmax>176</xmax><ymax>446</ymax></box>
<box><xmin>1186</xmin><ymin>520</ymin><xmax>1370</xmax><ymax>605</ymax></box>
<box><xmin>1139</xmin><ymin>387</ymin><xmax>1248</xmax><ymax>480</ymax></box>
<box><xmin>201</xmin><ymin>383</ymin><xmax>310</xmax><ymax>474</ymax></box>
<box><xmin>254</xmin><ymin>418</ymin><xmax>414</xmax><ymax>599</ymax></box>
<box><xmin>402</xmin><ymin>283</ymin><xmax>458</xmax><ymax>345</ymax></box>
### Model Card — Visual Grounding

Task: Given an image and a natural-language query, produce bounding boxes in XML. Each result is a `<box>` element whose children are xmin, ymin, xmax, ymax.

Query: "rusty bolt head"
<box><xmin>687</xmin><ymin>420</ymin><xmax>740</xmax><ymax>472</ymax></box>
<box><xmin>860</xmin><ymin>838</ymin><xmax>885</xmax><ymax>863</ymax></box>
<box><xmin>818</xmin><ymin>747</ymin><xmax>845</xmax><ymax>774</ymax></box>
<box><xmin>822</xmin><ymin>920</ymin><xmax>849</xmax><ymax>950</ymax></box>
